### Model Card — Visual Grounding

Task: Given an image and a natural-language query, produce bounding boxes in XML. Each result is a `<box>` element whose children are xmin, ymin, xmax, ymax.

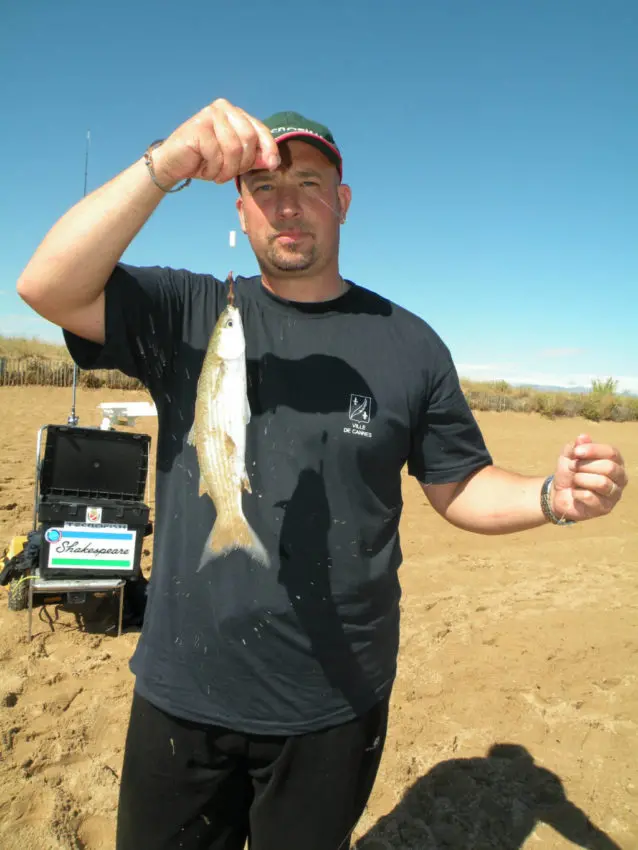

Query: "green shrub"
<box><xmin>591</xmin><ymin>377</ymin><xmax>618</xmax><ymax>396</ymax></box>
<box><xmin>488</xmin><ymin>380</ymin><xmax>511</xmax><ymax>394</ymax></box>
<box><xmin>581</xmin><ymin>394</ymin><xmax>619</xmax><ymax>422</ymax></box>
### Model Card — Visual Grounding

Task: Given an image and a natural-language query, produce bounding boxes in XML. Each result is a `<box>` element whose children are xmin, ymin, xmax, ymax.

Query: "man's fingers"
<box><xmin>240</xmin><ymin>110</ymin><xmax>280</xmax><ymax>170</ymax></box>
<box><xmin>225</xmin><ymin>110</ymin><xmax>260</xmax><ymax>175</ymax></box>
<box><xmin>561</xmin><ymin>433</ymin><xmax>592</xmax><ymax>458</ymax></box>
<box><xmin>570</xmin><ymin>458</ymin><xmax>628</xmax><ymax>488</ymax></box>
<box><xmin>571</xmin><ymin>472</ymin><xmax>625</xmax><ymax>496</ymax></box>
<box><xmin>571</xmin><ymin>488</ymin><xmax>616</xmax><ymax>513</ymax></box>
<box><xmin>574</xmin><ymin>443</ymin><xmax>623</xmax><ymax>463</ymax></box>
<box><xmin>561</xmin><ymin>440</ymin><xmax>577</xmax><ymax>461</ymax></box>
<box><xmin>574</xmin><ymin>433</ymin><xmax>592</xmax><ymax>446</ymax></box>
<box><xmin>207</xmin><ymin>107</ymin><xmax>245</xmax><ymax>184</ymax></box>
<box><xmin>569</xmin><ymin>441</ymin><xmax>624</xmax><ymax>465</ymax></box>
<box><xmin>193</xmin><ymin>122</ymin><xmax>223</xmax><ymax>182</ymax></box>
<box><xmin>204</xmin><ymin>103</ymin><xmax>279</xmax><ymax>181</ymax></box>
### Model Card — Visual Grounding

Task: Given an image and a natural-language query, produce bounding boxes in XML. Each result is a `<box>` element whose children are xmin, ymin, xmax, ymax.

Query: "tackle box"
<box><xmin>37</xmin><ymin>426</ymin><xmax>152</xmax><ymax>579</ymax></box>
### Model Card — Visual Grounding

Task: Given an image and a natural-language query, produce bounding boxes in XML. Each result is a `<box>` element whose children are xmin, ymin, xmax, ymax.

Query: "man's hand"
<box><xmin>151</xmin><ymin>98</ymin><xmax>281</xmax><ymax>188</ymax></box>
<box><xmin>551</xmin><ymin>433</ymin><xmax>628</xmax><ymax>522</ymax></box>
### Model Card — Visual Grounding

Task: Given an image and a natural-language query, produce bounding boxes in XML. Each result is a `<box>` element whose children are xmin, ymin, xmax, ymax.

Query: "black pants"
<box><xmin>116</xmin><ymin>690</ymin><xmax>389</xmax><ymax>850</ymax></box>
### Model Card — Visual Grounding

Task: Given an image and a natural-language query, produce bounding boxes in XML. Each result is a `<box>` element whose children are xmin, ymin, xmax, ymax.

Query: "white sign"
<box><xmin>44</xmin><ymin>523</ymin><xmax>137</xmax><ymax>571</ymax></box>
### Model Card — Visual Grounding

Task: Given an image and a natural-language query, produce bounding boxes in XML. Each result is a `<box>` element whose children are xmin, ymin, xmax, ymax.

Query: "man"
<box><xmin>17</xmin><ymin>99</ymin><xmax>627</xmax><ymax>850</ymax></box>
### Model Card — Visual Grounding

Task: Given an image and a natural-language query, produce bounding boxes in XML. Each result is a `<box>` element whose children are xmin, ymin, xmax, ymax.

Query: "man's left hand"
<box><xmin>551</xmin><ymin>433</ymin><xmax>628</xmax><ymax>522</ymax></box>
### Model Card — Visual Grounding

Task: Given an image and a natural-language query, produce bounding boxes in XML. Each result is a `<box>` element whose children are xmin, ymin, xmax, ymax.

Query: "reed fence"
<box><xmin>0</xmin><ymin>357</ymin><xmax>143</xmax><ymax>390</ymax></box>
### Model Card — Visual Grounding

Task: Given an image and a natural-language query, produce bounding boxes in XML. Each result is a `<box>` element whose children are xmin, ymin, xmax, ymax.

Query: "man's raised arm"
<box><xmin>16</xmin><ymin>99</ymin><xmax>280</xmax><ymax>344</ymax></box>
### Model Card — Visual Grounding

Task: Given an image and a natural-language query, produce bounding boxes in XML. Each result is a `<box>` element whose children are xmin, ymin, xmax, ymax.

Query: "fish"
<box><xmin>188</xmin><ymin>272</ymin><xmax>270</xmax><ymax>569</ymax></box>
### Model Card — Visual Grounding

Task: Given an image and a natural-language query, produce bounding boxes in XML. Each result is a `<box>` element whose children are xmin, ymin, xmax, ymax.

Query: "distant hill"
<box><xmin>513</xmin><ymin>383</ymin><xmax>637</xmax><ymax>398</ymax></box>
<box><xmin>516</xmin><ymin>383</ymin><xmax>591</xmax><ymax>394</ymax></box>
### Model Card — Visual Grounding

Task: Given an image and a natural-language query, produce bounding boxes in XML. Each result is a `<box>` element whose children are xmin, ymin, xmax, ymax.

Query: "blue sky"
<box><xmin>1</xmin><ymin>0</ymin><xmax>636</xmax><ymax>391</ymax></box>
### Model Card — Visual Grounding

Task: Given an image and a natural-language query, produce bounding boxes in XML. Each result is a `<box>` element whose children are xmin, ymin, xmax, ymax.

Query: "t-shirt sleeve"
<box><xmin>63</xmin><ymin>263</ymin><xmax>220</xmax><ymax>392</ymax></box>
<box><xmin>407</xmin><ymin>347</ymin><xmax>493</xmax><ymax>485</ymax></box>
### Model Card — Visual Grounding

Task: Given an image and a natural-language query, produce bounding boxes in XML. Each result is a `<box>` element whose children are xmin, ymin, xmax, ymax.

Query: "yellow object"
<box><xmin>5</xmin><ymin>535</ymin><xmax>27</xmax><ymax>562</ymax></box>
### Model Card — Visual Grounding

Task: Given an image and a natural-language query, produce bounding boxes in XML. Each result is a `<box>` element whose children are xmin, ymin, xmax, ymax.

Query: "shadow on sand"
<box><xmin>30</xmin><ymin>574</ymin><xmax>148</xmax><ymax>638</ymax></box>
<box><xmin>355</xmin><ymin>743</ymin><xmax>622</xmax><ymax>850</ymax></box>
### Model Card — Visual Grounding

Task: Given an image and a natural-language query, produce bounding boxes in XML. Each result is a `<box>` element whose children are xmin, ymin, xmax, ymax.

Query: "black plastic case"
<box><xmin>37</xmin><ymin>426</ymin><xmax>152</xmax><ymax>579</ymax></box>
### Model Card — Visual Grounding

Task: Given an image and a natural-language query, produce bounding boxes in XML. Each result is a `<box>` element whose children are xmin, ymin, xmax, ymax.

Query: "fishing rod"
<box><xmin>68</xmin><ymin>129</ymin><xmax>90</xmax><ymax>426</ymax></box>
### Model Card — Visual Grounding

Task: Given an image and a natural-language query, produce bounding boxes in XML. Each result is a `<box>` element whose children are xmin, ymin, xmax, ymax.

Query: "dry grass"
<box><xmin>460</xmin><ymin>378</ymin><xmax>638</xmax><ymax>422</ymax></box>
<box><xmin>0</xmin><ymin>334</ymin><xmax>71</xmax><ymax>360</ymax></box>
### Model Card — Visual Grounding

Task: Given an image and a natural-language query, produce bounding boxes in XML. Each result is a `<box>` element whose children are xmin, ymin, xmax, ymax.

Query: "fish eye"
<box><xmin>226</xmin><ymin>320</ymin><xmax>233</xmax><ymax>328</ymax></box>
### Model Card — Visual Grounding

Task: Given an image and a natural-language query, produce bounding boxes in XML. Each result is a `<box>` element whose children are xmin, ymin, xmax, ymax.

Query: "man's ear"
<box><xmin>236</xmin><ymin>196</ymin><xmax>247</xmax><ymax>233</ymax></box>
<box><xmin>337</xmin><ymin>183</ymin><xmax>352</xmax><ymax>224</ymax></box>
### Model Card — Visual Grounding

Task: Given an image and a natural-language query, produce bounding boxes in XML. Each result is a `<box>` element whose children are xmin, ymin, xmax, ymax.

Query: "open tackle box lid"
<box><xmin>39</xmin><ymin>425</ymin><xmax>151</xmax><ymax>503</ymax></box>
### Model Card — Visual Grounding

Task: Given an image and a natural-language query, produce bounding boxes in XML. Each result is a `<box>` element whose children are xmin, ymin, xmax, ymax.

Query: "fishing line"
<box><xmin>313</xmin><ymin>193</ymin><xmax>344</xmax><ymax>221</ymax></box>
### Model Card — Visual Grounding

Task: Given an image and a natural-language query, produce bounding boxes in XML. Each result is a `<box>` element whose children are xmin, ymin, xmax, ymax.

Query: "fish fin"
<box><xmin>242</xmin><ymin>470</ymin><xmax>252</xmax><ymax>494</ymax></box>
<box><xmin>244</xmin><ymin>394</ymin><xmax>251</xmax><ymax>425</ymax></box>
<box><xmin>197</xmin><ymin>512</ymin><xmax>270</xmax><ymax>571</ymax></box>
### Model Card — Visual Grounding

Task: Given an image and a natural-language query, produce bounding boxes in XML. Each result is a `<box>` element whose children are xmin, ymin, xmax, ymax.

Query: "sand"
<box><xmin>0</xmin><ymin>386</ymin><xmax>636</xmax><ymax>850</ymax></box>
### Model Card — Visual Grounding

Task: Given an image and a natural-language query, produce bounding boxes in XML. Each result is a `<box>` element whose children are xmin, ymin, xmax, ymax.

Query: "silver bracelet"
<box><xmin>143</xmin><ymin>139</ymin><xmax>192</xmax><ymax>194</ymax></box>
<box><xmin>540</xmin><ymin>475</ymin><xmax>576</xmax><ymax>526</ymax></box>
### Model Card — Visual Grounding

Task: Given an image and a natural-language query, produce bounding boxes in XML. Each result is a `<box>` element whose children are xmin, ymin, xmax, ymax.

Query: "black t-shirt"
<box><xmin>64</xmin><ymin>264</ymin><xmax>492</xmax><ymax>734</ymax></box>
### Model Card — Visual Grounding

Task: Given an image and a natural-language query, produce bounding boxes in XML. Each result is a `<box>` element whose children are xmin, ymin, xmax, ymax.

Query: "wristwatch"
<box><xmin>541</xmin><ymin>475</ymin><xmax>576</xmax><ymax>526</ymax></box>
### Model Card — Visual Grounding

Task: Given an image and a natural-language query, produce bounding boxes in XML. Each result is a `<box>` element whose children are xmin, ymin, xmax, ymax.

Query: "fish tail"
<box><xmin>199</xmin><ymin>512</ymin><xmax>270</xmax><ymax>570</ymax></box>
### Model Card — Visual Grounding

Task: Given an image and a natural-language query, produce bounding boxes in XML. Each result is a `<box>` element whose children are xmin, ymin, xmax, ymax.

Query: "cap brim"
<box><xmin>272</xmin><ymin>131</ymin><xmax>342</xmax><ymax>177</ymax></box>
<box><xmin>235</xmin><ymin>132</ymin><xmax>343</xmax><ymax>191</ymax></box>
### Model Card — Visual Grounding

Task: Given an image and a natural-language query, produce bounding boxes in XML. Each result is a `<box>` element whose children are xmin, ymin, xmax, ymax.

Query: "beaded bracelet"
<box><xmin>541</xmin><ymin>475</ymin><xmax>576</xmax><ymax>526</ymax></box>
<box><xmin>143</xmin><ymin>139</ymin><xmax>192</xmax><ymax>194</ymax></box>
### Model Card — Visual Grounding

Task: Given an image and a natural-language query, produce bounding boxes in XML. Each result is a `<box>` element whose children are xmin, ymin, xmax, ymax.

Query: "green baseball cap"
<box><xmin>236</xmin><ymin>110</ymin><xmax>343</xmax><ymax>189</ymax></box>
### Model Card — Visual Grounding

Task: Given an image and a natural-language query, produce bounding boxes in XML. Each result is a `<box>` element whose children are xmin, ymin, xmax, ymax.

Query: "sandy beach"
<box><xmin>0</xmin><ymin>386</ymin><xmax>636</xmax><ymax>849</ymax></box>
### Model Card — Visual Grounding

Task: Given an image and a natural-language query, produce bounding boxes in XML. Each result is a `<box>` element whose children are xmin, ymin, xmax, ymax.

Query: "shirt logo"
<box><xmin>344</xmin><ymin>394</ymin><xmax>373</xmax><ymax>439</ymax></box>
<box><xmin>349</xmin><ymin>395</ymin><xmax>371</xmax><ymax>423</ymax></box>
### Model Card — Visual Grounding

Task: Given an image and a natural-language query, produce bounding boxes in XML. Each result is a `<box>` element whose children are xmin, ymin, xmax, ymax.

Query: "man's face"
<box><xmin>236</xmin><ymin>140</ymin><xmax>351</xmax><ymax>276</ymax></box>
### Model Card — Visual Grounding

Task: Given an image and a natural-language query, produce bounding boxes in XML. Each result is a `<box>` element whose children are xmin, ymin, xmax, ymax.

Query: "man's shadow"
<box><xmin>276</xmin><ymin>455</ymin><xmax>390</xmax><ymax>716</ymax></box>
<box><xmin>355</xmin><ymin>743</ymin><xmax>622</xmax><ymax>850</ymax></box>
